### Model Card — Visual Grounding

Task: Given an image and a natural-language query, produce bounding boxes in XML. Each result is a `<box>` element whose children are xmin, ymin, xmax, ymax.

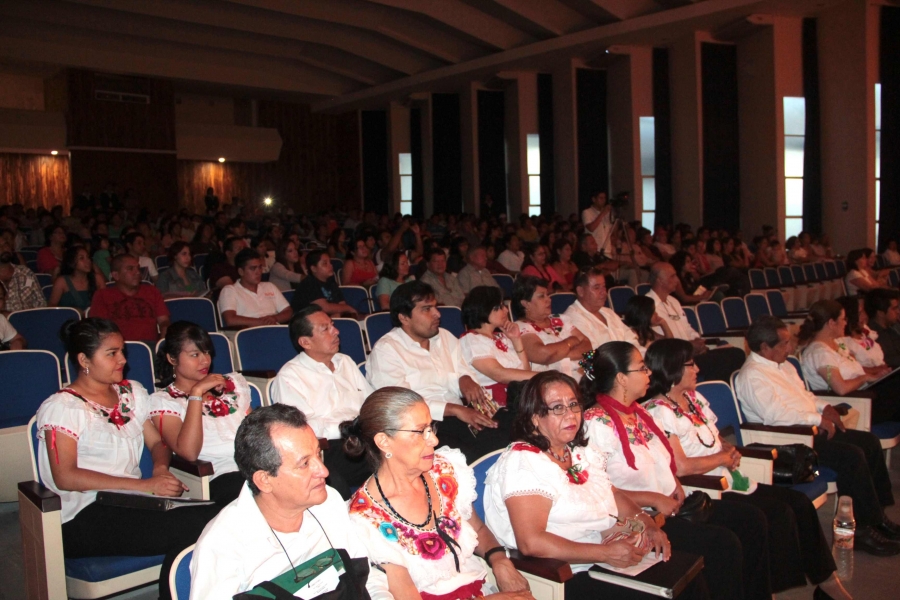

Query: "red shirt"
<box><xmin>36</xmin><ymin>247</ymin><xmax>60</xmax><ymax>274</ymax></box>
<box><xmin>90</xmin><ymin>284</ymin><xmax>169</xmax><ymax>342</ymax></box>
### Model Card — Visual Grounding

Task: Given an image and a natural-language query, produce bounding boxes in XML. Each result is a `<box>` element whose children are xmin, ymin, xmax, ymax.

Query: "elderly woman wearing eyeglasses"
<box><xmin>642</xmin><ymin>339</ymin><xmax>850</xmax><ymax>600</ymax></box>
<box><xmin>342</xmin><ymin>387</ymin><xmax>534</xmax><ymax>600</ymax></box>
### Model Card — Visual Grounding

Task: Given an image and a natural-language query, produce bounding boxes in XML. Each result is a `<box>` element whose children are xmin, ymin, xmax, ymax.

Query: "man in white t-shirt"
<box><xmin>563</xmin><ymin>266</ymin><xmax>641</xmax><ymax>352</ymax></box>
<box><xmin>124</xmin><ymin>231</ymin><xmax>158</xmax><ymax>283</ymax></box>
<box><xmin>581</xmin><ymin>190</ymin><xmax>614</xmax><ymax>257</ymax></box>
<box><xmin>645</xmin><ymin>262</ymin><xmax>707</xmax><ymax>355</ymax></box>
<box><xmin>190</xmin><ymin>404</ymin><xmax>392</xmax><ymax>599</ymax></box>
<box><xmin>272</xmin><ymin>305</ymin><xmax>373</xmax><ymax>488</ymax></box>
<box><xmin>497</xmin><ymin>234</ymin><xmax>525</xmax><ymax>273</ymax></box>
<box><xmin>218</xmin><ymin>249</ymin><xmax>291</xmax><ymax>328</ymax></box>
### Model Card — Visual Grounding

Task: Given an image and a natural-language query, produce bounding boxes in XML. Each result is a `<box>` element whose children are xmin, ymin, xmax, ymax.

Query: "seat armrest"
<box><xmin>170</xmin><ymin>456</ymin><xmax>215</xmax><ymax>477</ymax></box>
<box><xmin>221</xmin><ymin>325</ymin><xmax>247</xmax><ymax>331</ymax></box>
<box><xmin>812</xmin><ymin>389</ymin><xmax>877</xmax><ymax>399</ymax></box>
<box><xmin>17</xmin><ymin>481</ymin><xmax>61</xmax><ymax>513</ymax></box>
<box><xmin>741</xmin><ymin>423</ymin><xmax>818</xmax><ymax>435</ymax></box>
<box><xmin>736</xmin><ymin>447</ymin><xmax>775</xmax><ymax>460</ymax></box>
<box><xmin>679</xmin><ymin>474</ymin><xmax>728</xmax><ymax>491</ymax></box>
<box><xmin>507</xmin><ymin>549</ymin><xmax>574</xmax><ymax>583</ymax></box>
<box><xmin>240</xmin><ymin>369</ymin><xmax>278</xmax><ymax>379</ymax></box>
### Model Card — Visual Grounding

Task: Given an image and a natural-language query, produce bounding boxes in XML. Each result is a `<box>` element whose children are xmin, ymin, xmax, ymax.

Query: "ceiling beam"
<box><xmin>59</xmin><ymin>0</ymin><xmax>442</xmax><ymax>75</ymax></box>
<box><xmin>588</xmin><ymin>0</ymin><xmax>666</xmax><ymax>21</ymax></box>
<box><xmin>489</xmin><ymin>0</ymin><xmax>597</xmax><ymax>36</ymax></box>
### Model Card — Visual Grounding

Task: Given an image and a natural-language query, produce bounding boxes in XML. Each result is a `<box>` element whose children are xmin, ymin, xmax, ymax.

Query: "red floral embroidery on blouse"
<box><xmin>510</xmin><ymin>442</ymin><xmax>541</xmax><ymax>453</ymax></box>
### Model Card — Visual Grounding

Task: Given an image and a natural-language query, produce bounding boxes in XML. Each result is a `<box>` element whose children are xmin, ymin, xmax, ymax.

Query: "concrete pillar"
<box><xmin>669</xmin><ymin>33</ymin><xmax>704</xmax><ymax>227</ymax></box>
<box><xmin>459</xmin><ymin>82</ymin><xmax>480</xmax><ymax>215</ymax></box>
<box><xmin>501</xmin><ymin>72</ymin><xmax>539</xmax><ymax>219</ymax></box>
<box><xmin>388</xmin><ymin>101</ymin><xmax>411</xmax><ymax>215</ymax></box>
<box><xmin>819</xmin><ymin>0</ymin><xmax>880</xmax><ymax>254</ymax></box>
<box><xmin>552</xmin><ymin>59</ymin><xmax>579</xmax><ymax>219</ymax></box>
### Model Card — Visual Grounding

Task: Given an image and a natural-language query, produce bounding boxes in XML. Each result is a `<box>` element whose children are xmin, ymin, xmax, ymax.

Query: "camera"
<box><xmin>609</xmin><ymin>191</ymin><xmax>630</xmax><ymax>208</ymax></box>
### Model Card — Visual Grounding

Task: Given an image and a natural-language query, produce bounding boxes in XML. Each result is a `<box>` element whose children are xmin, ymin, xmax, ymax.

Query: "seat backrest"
<box><xmin>249</xmin><ymin>382</ymin><xmax>263</xmax><ymax>409</ymax></box>
<box><xmin>340</xmin><ymin>285</ymin><xmax>371</xmax><ymax>315</ymax></box>
<box><xmin>696</xmin><ymin>302</ymin><xmax>727</xmax><ymax>336</ymax></box>
<box><xmin>282</xmin><ymin>289</ymin><xmax>295</xmax><ymax>304</ymax></box>
<box><xmin>469</xmin><ymin>449</ymin><xmax>504</xmax><ymax>522</ymax></box>
<box><xmin>636</xmin><ymin>283</ymin><xmax>652</xmax><ymax>296</ymax></box>
<box><xmin>891</xmin><ymin>270</ymin><xmax>900</xmax><ymax>288</ymax></box>
<box><xmin>124</xmin><ymin>341</ymin><xmax>157</xmax><ymax>392</ymax></box>
<box><xmin>683</xmin><ymin>306</ymin><xmax>700</xmax><ymax>334</ymax></box>
<box><xmin>35</xmin><ymin>273</ymin><xmax>52</xmax><ymax>288</ymax></box>
<box><xmin>550</xmin><ymin>293</ymin><xmax>576</xmax><ymax>315</ymax></box>
<box><xmin>19</xmin><ymin>249</ymin><xmax>37</xmax><ymax>262</ymax></box>
<box><xmin>492</xmin><ymin>274</ymin><xmax>514</xmax><ymax>299</ymax></box>
<box><xmin>765</xmin><ymin>290</ymin><xmax>788</xmax><ymax>318</ymax></box>
<box><xmin>170</xmin><ymin>546</ymin><xmax>195</xmax><ymax>600</ymax></box>
<box><xmin>155</xmin><ymin>255</ymin><xmax>169</xmax><ymax>270</ymax></box>
<box><xmin>358</xmin><ymin>361</ymin><xmax>366</xmax><ymax>378</ymax></box>
<box><xmin>785</xmin><ymin>356</ymin><xmax>808</xmax><ymax>389</ymax></box>
<box><xmin>778</xmin><ymin>266</ymin><xmax>795</xmax><ymax>286</ymax></box>
<box><xmin>192</xmin><ymin>253</ymin><xmax>208</xmax><ymax>272</ymax></box>
<box><xmin>364</xmin><ymin>313</ymin><xmax>394</xmax><ymax>350</ymax></box>
<box><xmin>0</xmin><ymin>351</ymin><xmax>61</xmax><ymax>428</ymax></box>
<box><xmin>744</xmin><ymin>293</ymin><xmax>771</xmax><ymax>322</ymax></box>
<box><xmin>165</xmin><ymin>298</ymin><xmax>219</xmax><ymax>332</ymax></box>
<box><xmin>334</xmin><ymin>318</ymin><xmax>367</xmax><ymax>364</ymax></box>
<box><xmin>791</xmin><ymin>264</ymin><xmax>806</xmax><ymax>284</ymax></box>
<box><xmin>764</xmin><ymin>268</ymin><xmax>780</xmax><ymax>288</ymax></box>
<box><xmin>608</xmin><ymin>287</ymin><xmax>635</xmax><ymax>315</ymax></box>
<box><xmin>721</xmin><ymin>297</ymin><xmax>750</xmax><ymax>329</ymax></box>
<box><xmin>814</xmin><ymin>263</ymin><xmax>828</xmax><ymax>281</ymax></box>
<box><xmin>234</xmin><ymin>325</ymin><xmax>295</xmax><ymax>371</ymax></box>
<box><xmin>748</xmin><ymin>269</ymin><xmax>767</xmax><ymax>289</ymax></box>
<box><xmin>331</xmin><ymin>258</ymin><xmax>344</xmax><ymax>275</ymax></box>
<box><xmin>803</xmin><ymin>264</ymin><xmax>817</xmax><ymax>282</ymax></box>
<box><xmin>9</xmin><ymin>307</ymin><xmax>81</xmax><ymax>365</ymax></box>
<box><xmin>438</xmin><ymin>306</ymin><xmax>465</xmax><ymax>338</ymax></box>
<box><xmin>824</xmin><ymin>261</ymin><xmax>838</xmax><ymax>279</ymax></box>
<box><xmin>835</xmin><ymin>260</ymin><xmax>846</xmax><ymax>276</ymax></box>
<box><xmin>696</xmin><ymin>381</ymin><xmax>745</xmax><ymax>445</ymax></box>
<box><xmin>42</xmin><ymin>284</ymin><xmax>53</xmax><ymax>301</ymax></box>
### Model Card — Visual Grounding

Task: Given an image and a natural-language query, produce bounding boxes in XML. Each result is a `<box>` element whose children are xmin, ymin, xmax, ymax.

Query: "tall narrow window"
<box><xmin>527</xmin><ymin>134</ymin><xmax>541</xmax><ymax>216</ymax></box>
<box><xmin>639</xmin><ymin>117</ymin><xmax>656</xmax><ymax>231</ymax></box>
<box><xmin>784</xmin><ymin>97</ymin><xmax>805</xmax><ymax>239</ymax></box>
<box><xmin>399</xmin><ymin>153</ymin><xmax>412</xmax><ymax>216</ymax></box>
<box><xmin>876</xmin><ymin>83</ymin><xmax>882</xmax><ymax>242</ymax></box>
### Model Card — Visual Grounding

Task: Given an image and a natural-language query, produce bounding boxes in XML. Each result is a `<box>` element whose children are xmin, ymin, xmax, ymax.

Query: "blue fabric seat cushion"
<box><xmin>65</xmin><ymin>554</ymin><xmax>165</xmax><ymax>582</ymax></box>
<box><xmin>784</xmin><ymin>475</ymin><xmax>829</xmax><ymax>501</ymax></box>
<box><xmin>872</xmin><ymin>421</ymin><xmax>900</xmax><ymax>440</ymax></box>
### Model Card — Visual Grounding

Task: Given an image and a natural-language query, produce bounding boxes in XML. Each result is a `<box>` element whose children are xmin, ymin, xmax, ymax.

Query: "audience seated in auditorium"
<box><xmin>550</xmin><ymin>239</ymin><xmax>578</xmax><ymax>289</ymax></box>
<box><xmin>123</xmin><ymin>231</ymin><xmax>159</xmax><ymax>283</ymax></box>
<box><xmin>344</xmin><ymin>387</ymin><xmax>534</xmax><ymax>600</ymax></box>
<box><xmin>563</xmin><ymin>266</ymin><xmax>642</xmax><ymax>352</ymax></box>
<box><xmin>155</xmin><ymin>241</ymin><xmax>206</xmax><ymax>298</ymax></box>
<box><xmin>290</xmin><ymin>249</ymin><xmax>357</xmax><ymax>316</ymax></box>
<box><xmin>37</xmin><ymin>318</ymin><xmax>220</xmax><ymax>600</ymax></box>
<box><xmin>48</xmin><ymin>246</ymin><xmax>104</xmax><ymax>314</ymax></box>
<box><xmin>268</xmin><ymin>239</ymin><xmax>306</xmax><ymax>292</ymax></box>
<box><xmin>150</xmin><ymin>322</ymin><xmax>248</xmax><ymax>507</ymax></box>
<box><xmin>846</xmin><ymin>248</ymin><xmax>889</xmax><ymax>295</ymax></box>
<box><xmin>581</xmin><ymin>342</ymin><xmax>769</xmax><ymax>599</ymax></box>
<box><xmin>0</xmin><ymin>308</ymin><xmax>25</xmax><ymax>349</ymax></box>
<box><xmin>420</xmin><ymin>246</ymin><xmax>466</xmax><ymax>307</ymax></box>
<box><xmin>521</xmin><ymin>244</ymin><xmax>569</xmax><ymax>292</ymax></box>
<box><xmin>497</xmin><ymin>233</ymin><xmax>525</xmax><ymax>274</ymax></box>
<box><xmin>865</xmin><ymin>289</ymin><xmax>900</xmax><ymax>367</ymax></box>
<box><xmin>883</xmin><ymin>240</ymin><xmax>900</xmax><ymax>267</ymax></box>
<box><xmin>209</xmin><ymin>237</ymin><xmax>246</xmax><ymax>289</ymax></box>
<box><xmin>90</xmin><ymin>254</ymin><xmax>169</xmax><ymax>342</ymax></box>
<box><xmin>374</xmin><ymin>250</ymin><xmax>414</xmax><ymax>311</ymax></box>
<box><xmin>271</xmin><ymin>306</ymin><xmax>373</xmax><ymax>489</ymax></box>
<box><xmin>735</xmin><ymin>316</ymin><xmax>900</xmax><ymax>556</ymax></box>
<box><xmin>643</xmin><ymin>339</ymin><xmax>849</xmax><ymax>598</ymax></box>
<box><xmin>836</xmin><ymin>295</ymin><xmax>887</xmax><ymax>368</ymax></box>
<box><xmin>218</xmin><ymin>248</ymin><xmax>291</xmax><ymax>328</ymax></box>
<box><xmin>646</xmin><ymin>262</ymin><xmax>707</xmax><ymax>356</ymax></box>
<box><xmin>37</xmin><ymin>224</ymin><xmax>67</xmax><ymax>275</ymax></box>
<box><xmin>0</xmin><ymin>251</ymin><xmax>46</xmax><ymax>313</ymax></box>
<box><xmin>457</xmin><ymin>245</ymin><xmax>500</xmax><ymax>295</ymax></box>
<box><xmin>581</xmin><ymin>190</ymin><xmax>615</xmax><ymax>258</ymax></box>
<box><xmin>366</xmin><ymin>281</ymin><xmax>506</xmax><ymax>460</ymax></box>
<box><xmin>342</xmin><ymin>237</ymin><xmax>379</xmax><ymax>287</ymax></box>
<box><xmin>190</xmin><ymin>404</ymin><xmax>391</xmax><ymax>598</ymax></box>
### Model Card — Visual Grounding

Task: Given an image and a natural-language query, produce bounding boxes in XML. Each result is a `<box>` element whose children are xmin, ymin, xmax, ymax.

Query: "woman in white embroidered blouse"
<box><xmin>836</xmin><ymin>295</ymin><xmax>886</xmax><ymax>368</ymax></box>
<box><xmin>845</xmin><ymin>248</ymin><xmax>889</xmax><ymax>295</ymax></box>
<box><xmin>460</xmin><ymin>286</ymin><xmax>536</xmax><ymax>407</ymax></box>
<box><xmin>150</xmin><ymin>321</ymin><xmax>251</xmax><ymax>506</ymax></box>
<box><xmin>642</xmin><ymin>339</ymin><xmax>849</xmax><ymax>600</ymax></box>
<box><xmin>35</xmin><ymin>318</ymin><xmax>219</xmax><ymax>600</ymax></box>
<box><xmin>512</xmin><ymin>275</ymin><xmax>592</xmax><ymax>380</ymax></box>
<box><xmin>343</xmin><ymin>387</ymin><xmax>533</xmax><ymax>600</ymax></box>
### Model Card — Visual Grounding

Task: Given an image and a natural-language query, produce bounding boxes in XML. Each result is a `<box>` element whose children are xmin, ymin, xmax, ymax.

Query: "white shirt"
<box><xmin>584</xmin><ymin>405</ymin><xmax>677</xmax><ymax>496</ymax></box>
<box><xmin>883</xmin><ymin>249</ymin><xmax>900</xmax><ymax>267</ymax></box>
<box><xmin>36</xmin><ymin>381</ymin><xmax>151</xmax><ymax>523</ymax></box>
<box><xmin>138</xmin><ymin>255</ymin><xmax>158</xmax><ymax>279</ymax></box>
<box><xmin>582</xmin><ymin>206</ymin><xmax>614</xmax><ymax>256</ymax></box>
<box><xmin>367</xmin><ymin>327</ymin><xmax>476</xmax><ymax>421</ymax></box>
<box><xmin>484</xmin><ymin>442</ymin><xmax>617</xmax><ymax>574</ymax></box>
<box><xmin>837</xmin><ymin>330</ymin><xmax>885</xmax><ymax>368</ymax></box>
<box><xmin>217</xmin><ymin>280</ymin><xmax>289</xmax><ymax>318</ymax></box>
<box><xmin>497</xmin><ymin>249</ymin><xmax>524</xmax><ymax>273</ymax></box>
<box><xmin>271</xmin><ymin>352</ymin><xmax>373</xmax><ymax>440</ymax></box>
<box><xmin>0</xmin><ymin>314</ymin><xmax>18</xmax><ymax>343</ymax></box>
<box><xmin>516</xmin><ymin>316</ymin><xmax>583</xmax><ymax>380</ymax></box>
<box><xmin>646</xmin><ymin>289</ymin><xmax>700</xmax><ymax>341</ymax></box>
<box><xmin>459</xmin><ymin>331</ymin><xmax>522</xmax><ymax>388</ymax></box>
<box><xmin>148</xmin><ymin>373</ymin><xmax>251</xmax><ymax>479</ymax></box>
<box><xmin>801</xmin><ymin>340</ymin><xmax>866</xmax><ymax>391</ymax></box>
<box><xmin>563</xmin><ymin>300</ymin><xmax>642</xmax><ymax>354</ymax></box>
<box><xmin>845</xmin><ymin>269</ymin><xmax>876</xmax><ymax>296</ymax></box>
<box><xmin>190</xmin><ymin>485</ymin><xmax>392</xmax><ymax>600</ymax></box>
<box><xmin>644</xmin><ymin>392</ymin><xmax>725</xmax><ymax>476</ymax></box>
<box><xmin>734</xmin><ymin>352</ymin><xmax>829</xmax><ymax>426</ymax></box>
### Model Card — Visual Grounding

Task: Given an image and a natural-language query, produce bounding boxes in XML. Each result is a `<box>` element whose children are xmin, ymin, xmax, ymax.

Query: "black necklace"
<box><xmin>372</xmin><ymin>471</ymin><xmax>433</xmax><ymax>529</ymax></box>
<box><xmin>663</xmin><ymin>393</ymin><xmax>716</xmax><ymax>448</ymax></box>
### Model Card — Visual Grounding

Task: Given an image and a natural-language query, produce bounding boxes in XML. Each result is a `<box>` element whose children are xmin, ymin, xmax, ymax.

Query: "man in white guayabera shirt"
<box><xmin>563</xmin><ymin>266</ymin><xmax>641</xmax><ymax>353</ymax></box>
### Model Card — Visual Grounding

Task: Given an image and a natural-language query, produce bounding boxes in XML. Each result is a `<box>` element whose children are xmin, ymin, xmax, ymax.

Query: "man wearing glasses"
<box><xmin>190</xmin><ymin>404</ymin><xmax>392</xmax><ymax>598</ymax></box>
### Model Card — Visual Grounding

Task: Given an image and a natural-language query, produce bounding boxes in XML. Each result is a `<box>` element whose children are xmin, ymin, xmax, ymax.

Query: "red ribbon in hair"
<box><xmin>594</xmin><ymin>393</ymin><xmax>677</xmax><ymax>476</ymax></box>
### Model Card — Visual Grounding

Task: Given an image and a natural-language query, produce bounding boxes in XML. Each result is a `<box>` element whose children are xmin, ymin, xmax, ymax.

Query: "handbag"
<box><xmin>233</xmin><ymin>548</ymin><xmax>372</xmax><ymax>600</ymax></box>
<box><xmin>747</xmin><ymin>442</ymin><xmax>819</xmax><ymax>485</ymax></box>
<box><xmin>675</xmin><ymin>490</ymin><xmax>715</xmax><ymax>524</ymax></box>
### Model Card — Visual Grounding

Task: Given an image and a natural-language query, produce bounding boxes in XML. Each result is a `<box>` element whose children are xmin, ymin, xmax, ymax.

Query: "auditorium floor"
<box><xmin>2</xmin><ymin>451</ymin><xmax>900</xmax><ymax>600</ymax></box>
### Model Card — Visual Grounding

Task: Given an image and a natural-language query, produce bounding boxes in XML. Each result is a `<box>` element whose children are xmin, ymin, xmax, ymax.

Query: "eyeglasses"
<box><xmin>386</xmin><ymin>422</ymin><xmax>439</xmax><ymax>441</ymax></box>
<box><xmin>544</xmin><ymin>401</ymin><xmax>583</xmax><ymax>416</ymax></box>
<box><xmin>684</xmin><ymin>361</ymin><xmax>696</xmax><ymax>368</ymax></box>
<box><xmin>626</xmin><ymin>366</ymin><xmax>651</xmax><ymax>374</ymax></box>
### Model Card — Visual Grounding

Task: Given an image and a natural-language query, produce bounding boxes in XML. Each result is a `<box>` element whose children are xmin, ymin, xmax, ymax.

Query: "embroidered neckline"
<box><xmin>461</xmin><ymin>330</ymin><xmax>510</xmax><ymax>352</ymax></box>
<box><xmin>166</xmin><ymin>376</ymin><xmax>238</xmax><ymax>418</ymax></box>
<box><xmin>61</xmin><ymin>381</ymin><xmax>133</xmax><ymax>429</ymax></box>
<box><xmin>525</xmin><ymin>316</ymin><xmax>564</xmax><ymax>336</ymax></box>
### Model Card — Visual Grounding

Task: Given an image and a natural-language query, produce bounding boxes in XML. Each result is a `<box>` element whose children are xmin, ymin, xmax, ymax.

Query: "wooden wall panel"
<box><xmin>70</xmin><ymin>150</ymin><xmax>178</xmax><ymax>215</ymax></box>
<box><xmin>177</xmin><ymin>101</ymin><xmax>361</xmax><ymax>215</ymax></box>
<box><xmin>0</xmin><ymin>153</ymin><xmax>71</xmax><ymax>211</ymax></box>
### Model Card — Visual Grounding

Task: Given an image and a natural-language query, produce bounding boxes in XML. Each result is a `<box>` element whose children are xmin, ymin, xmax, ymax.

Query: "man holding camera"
<box><xmin>582</xmin><ymin>190</ymin><xmax>615</xmax><ymax>257</ymax></box>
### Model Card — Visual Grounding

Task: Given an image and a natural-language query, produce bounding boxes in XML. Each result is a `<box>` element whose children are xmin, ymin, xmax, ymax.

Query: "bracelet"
<box><xmin>483</xmin><ymin>545</ymin><xmax>508</xmax><ymax>567</ymax></box>
<box><xmin>187</xmin><ymin>395</ymin><xmax>204</xmax><ymax>402</ymax></box>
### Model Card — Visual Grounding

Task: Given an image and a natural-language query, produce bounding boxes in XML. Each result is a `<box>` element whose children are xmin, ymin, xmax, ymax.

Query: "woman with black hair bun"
<box><xmin>149</xmin><ymin>320</ymin><xmax>251</xmax><ymax>506</ymax></box>
<box><xmin>35</xmin><ymin>317</ymin><xmax>219</xmax><ymax>600</ymax></box>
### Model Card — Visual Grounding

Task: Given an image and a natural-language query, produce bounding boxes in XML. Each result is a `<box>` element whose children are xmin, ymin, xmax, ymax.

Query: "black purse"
<box><xmin>675</xmin><ymin>490</ymin><xmax>715</xmax><ymax>524</ymax></box>
<box><xmin>747</xmin><ymin>443</ymin><xmax>819</xmax><ymax>484</ymax></box>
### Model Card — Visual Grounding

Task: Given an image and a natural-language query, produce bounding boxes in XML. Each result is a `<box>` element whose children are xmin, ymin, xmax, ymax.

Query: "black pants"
<box><xmin>722</xmin><ymin>484</ymin><xmax>835</xmax><ymax>590</ymax></box>
<box><xmin>662</xmin><ymin>500</ymin><xmax>771</xmax><ymax>600</ymax></box>
<box><xmin>210</xmin><ymin>471</ymin><xmax>246</xmax><ymax>507</ymax></box>
<box><xmin>565</xmin><ymin>569</ymin><xmax>710</xmax><ymax>599</ymax></box>
<box><xmin>436</xmin><ymin>406</ymin><xmax>515</xmax><ymax>463</ymax></box>
<box><xmin>868</xmin><ymin>376</ymin><xmax>900</xmax><ymax>424</ymax></box>
<box><xmin>815</xmin><ymin>428</ymin><xmax>894</xmax><ymax>528</ymax></box>
<box><xmin>62</xmin><ymin>500</ymin><xmax>221</xmax><ymax>600</ymax></box>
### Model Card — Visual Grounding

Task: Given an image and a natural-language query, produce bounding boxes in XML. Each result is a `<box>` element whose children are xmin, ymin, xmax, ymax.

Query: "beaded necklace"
<box><xmin>662</xmin><ymin>392</ymin><xmax>716</xmax><ymax>448</ymax></box>
<box><xmin>372</xmin><ymin>471</ymin><xmax>433</xmax><ymax>529</ymax></box>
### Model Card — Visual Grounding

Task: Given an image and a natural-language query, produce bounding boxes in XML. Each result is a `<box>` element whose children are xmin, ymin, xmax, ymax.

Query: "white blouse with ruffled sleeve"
<box><xmin>801</xmin><ymin>340</ymin><xmax>866</xmax><ymax>391</ymax></box>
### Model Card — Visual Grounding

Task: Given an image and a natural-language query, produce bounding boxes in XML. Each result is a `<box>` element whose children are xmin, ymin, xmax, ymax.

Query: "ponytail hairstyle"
<box><xmin>340</xmin><ymin>387</ymin><xmax>425</xmax><ymax>470</ymax></box>
<box><xmin>155</xmin><ymin>321</ymin><xmax>215</xmax><ymax>387</ymax></box>
<box><xmin>578</xmin><ymin>341</ymin><xmax>639</xmax><ymax>409</ymax></box>
<box><xmin>60</xmin><ymin>317</ymin><xmax>120</xmax><ymax>368</ymax></box>
<box><xmin>797</xmin><ymin>299</ymin><xmax>844</xmax><ymax>345</ymax></box>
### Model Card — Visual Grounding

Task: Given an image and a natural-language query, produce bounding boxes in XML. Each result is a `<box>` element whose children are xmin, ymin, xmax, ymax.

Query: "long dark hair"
<box><xmin>155</xmin><ymin>321</ymin><xmax>215</xmax><ymax>387</ymax></box>
<box><xmin>798</xmin><ymin>299</ymin><xmax>843</xmax><ymax>344</ymax></box>
<box><xmin>59</xmin><ymin>245</ymin><xmax>97</xmax><ymax>295</ymax></box>
<box><xmin>579</xmin><ymin>341</ymin><xmax>639</xmax><ymax>410</ymax></box>
<box><xmin>622</xmin><ymin>295</ymin><xmax>658</xmax><ymax>346</ymax></box>
<box><xmin>510</xmin><ymin>371</ymin><xmax>589</xmax><ymax>451</ymax></box>
<box><xmin>836</xmin><ymin>296</ymin><xmax>864</xmax><ymax>336</ymax></box>
<box><xmin>643</xmin><ymin>338</ymin><xmax>694</xmax><ymax>400</ymax></box>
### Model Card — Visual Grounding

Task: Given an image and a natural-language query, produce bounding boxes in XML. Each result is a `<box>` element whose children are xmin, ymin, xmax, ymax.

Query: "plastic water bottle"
<box><xmin>833</xmin><ymin>496</ymin><xmax>855</xmax><ymax>580</ymax></box>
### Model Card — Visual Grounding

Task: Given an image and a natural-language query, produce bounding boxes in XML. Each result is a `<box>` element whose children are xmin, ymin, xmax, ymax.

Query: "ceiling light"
<box><xmin>218</xmin><ymin>157</ymin><xmax>225</xmax><ymax>163</ymax></box>
<box><xmin>263</xmin><ymin>197</ymin><xmax>273</xmax><ymax>206</ymax></box>
<box><xmin>50</xmin><ymin>150</ymin><xmax>58</xmax><ymax>155</ymax></box>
